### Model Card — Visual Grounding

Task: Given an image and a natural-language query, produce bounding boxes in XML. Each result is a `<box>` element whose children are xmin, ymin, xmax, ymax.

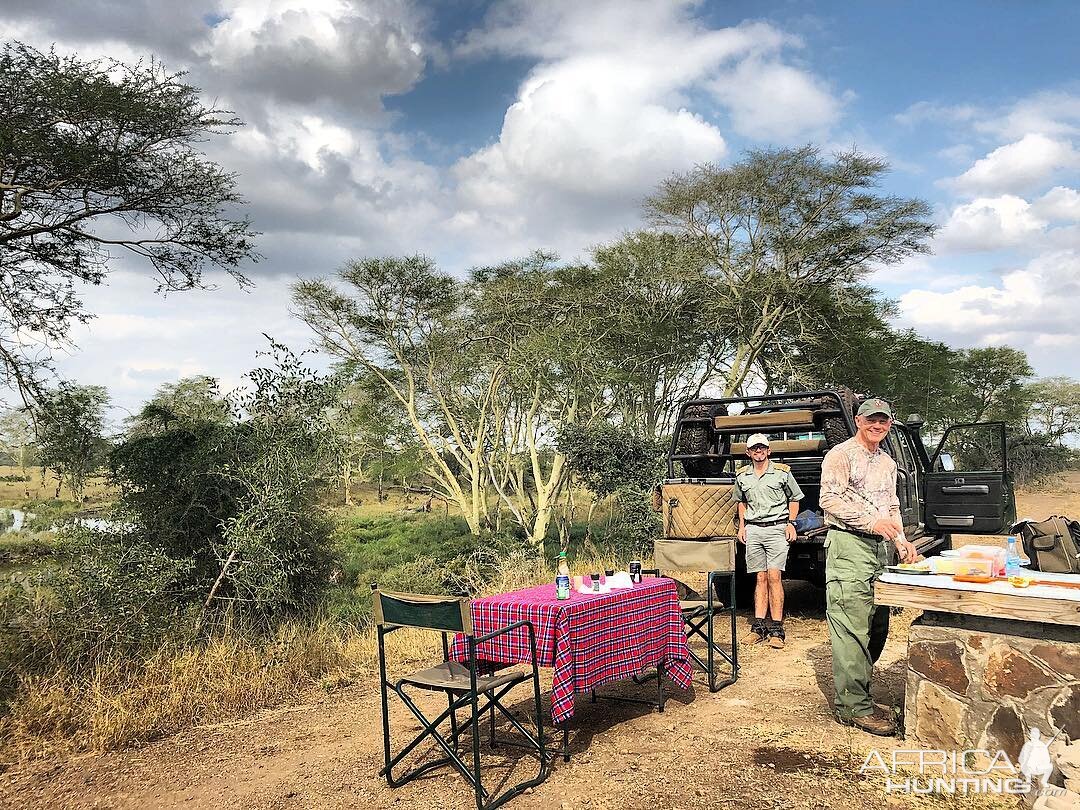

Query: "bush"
<box><xmin>8</xmin><ymin>529</ymin><xmax>195</xmax><ymax>676</ymax></box>
<box><xmin>101</xmin><ymin>343</ymin><xmax>337</xmax><ymax>625</ymax></box>
<box><xmin>605</xmin><ymin>490</ymin><xmax>662</xmax><ymax>559</ymax></box>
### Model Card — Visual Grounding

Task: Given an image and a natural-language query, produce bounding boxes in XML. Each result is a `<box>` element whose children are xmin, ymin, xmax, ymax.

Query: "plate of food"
<box><xmin>885</xmin><ymin>561</ymin><xmax>933</xmax><ymax>575</ymax></box>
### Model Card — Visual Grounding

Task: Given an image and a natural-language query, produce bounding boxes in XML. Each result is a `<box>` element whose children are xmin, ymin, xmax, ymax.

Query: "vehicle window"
<box><xmin>933</xmin><ymin>424</ymin><xmax>1005</xmax><ymax>472</ymax></box>
<box><xmin>894</xmin><ymin>429</ymin><xmax>918</xmax><ymax>474</ymax></box>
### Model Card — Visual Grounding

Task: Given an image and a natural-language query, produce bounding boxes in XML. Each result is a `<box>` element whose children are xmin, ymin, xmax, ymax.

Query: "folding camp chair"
<box><xmin>373</xmin><ymin>589</ymin><xmax>548</xmax><ymax>810</ymax></box>
<box><xmin>645</xmin><ymin>538</ymin><xmax>739</xmax><ymax>692</ymax></box>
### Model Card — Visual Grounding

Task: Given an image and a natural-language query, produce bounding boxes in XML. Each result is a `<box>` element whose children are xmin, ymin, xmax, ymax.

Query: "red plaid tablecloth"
<box><xmin>450</xmin><ymin>577</ymin><xmax>692</xmax><ymax>725</ymax></box>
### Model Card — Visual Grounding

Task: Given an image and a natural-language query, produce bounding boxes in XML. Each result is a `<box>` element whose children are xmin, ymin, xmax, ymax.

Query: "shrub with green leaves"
<box><xmin>4</xmin><ymin>528</ymin><xmax>195</xmax><ymax>678</ymax></box>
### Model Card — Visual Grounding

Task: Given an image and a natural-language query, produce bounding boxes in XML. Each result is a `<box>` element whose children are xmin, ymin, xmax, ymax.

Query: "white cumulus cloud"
<box><xmin>936</xmin><ymin>195</ymin><xmax>1047</xmax><ymax>252</ymax></box>
<box><xmin>947</xmin><ymin>133</ymin><xmax>1080</xmax><ymax>195</ymax></box>
<box><xmin>898</xmin><ymin>251</ymin><xmax>1080</xmax><ymax>354</ymax></box>
<box><xmin>199</xmin><ymin>0</ymin><xmax>428</xmax><ymax>117</ymax></box>
<box><xmin>447</xmin><ymin>2</ymin><xmax>846</xmax><ymax>260</ymax></box>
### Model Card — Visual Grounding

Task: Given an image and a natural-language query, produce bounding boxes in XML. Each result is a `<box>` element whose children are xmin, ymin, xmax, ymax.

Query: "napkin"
<box><xmin>606</xmin><ymin>572</ymin><xmax>634</xmax><ymax>589</ymax></box>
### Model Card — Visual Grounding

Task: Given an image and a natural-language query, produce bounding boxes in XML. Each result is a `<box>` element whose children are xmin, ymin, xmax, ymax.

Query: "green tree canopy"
<box><xmin>124</xmin><ymin>375</ymin><xmax>232</xmax><ymax>437</ymax></box>
<box><xmin>646</xmin><ymin>146</ymin><xmax>936</xmax><ymax>395</ymax></box>
<box><xmin>35</xmin><ymin>382</ymin><xmax>109</xmax><ymax>498</ymax></box>
<box><xmin>0</xmin><ymin>42</ymin><xmax>258</xmax><ymax>403</ymax></box>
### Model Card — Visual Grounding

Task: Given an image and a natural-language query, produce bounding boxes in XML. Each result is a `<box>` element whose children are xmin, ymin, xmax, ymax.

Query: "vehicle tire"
<box><xmin>822</xmin><ymin>388</ymin><xmax>858</xmax><ymax>449</ymax></box>
<box><xmin>677</xmin><ymin>403</ymin><xmax>719</xmax><ymax>477</ymax></box>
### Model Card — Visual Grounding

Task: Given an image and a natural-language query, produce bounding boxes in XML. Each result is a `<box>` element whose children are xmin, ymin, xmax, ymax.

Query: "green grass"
<box><xmin>333</xmin><ymin>513</ymin><xmax>479</xmax><ymax>583</ymax></box>
<box><xmin>0</xmin><ymin>531</ymin><xmax>63</xmax><ymax>563</ymax></box>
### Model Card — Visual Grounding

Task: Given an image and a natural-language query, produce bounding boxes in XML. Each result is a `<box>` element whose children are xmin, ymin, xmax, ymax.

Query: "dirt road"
<box><xmin>4</xmin><ymin>475</ymin><xmax>1076</xmax><ymax>810</ymax></box>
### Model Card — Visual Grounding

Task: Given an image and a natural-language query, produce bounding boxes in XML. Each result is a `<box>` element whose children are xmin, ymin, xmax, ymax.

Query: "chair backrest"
<box><xmin>372</xmin><ymin>589</ymin><xmax>474</xmax><ymax>635</ymax></box>
<box><xmin>654</xmin><ymin>537</ymin><xmax>736</xmax><ymax>573</ymax></box>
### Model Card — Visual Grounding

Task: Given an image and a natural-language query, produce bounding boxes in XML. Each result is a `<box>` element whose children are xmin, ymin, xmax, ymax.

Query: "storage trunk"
<box><xmin>652</xmin><ymin>478</ymin><xmax>739</xmax><ymax>572</ymax></box>
<box><xmin>656</xmin><ymin>478</ymin><xmax>738</xmax><ymax>539</ymax></box>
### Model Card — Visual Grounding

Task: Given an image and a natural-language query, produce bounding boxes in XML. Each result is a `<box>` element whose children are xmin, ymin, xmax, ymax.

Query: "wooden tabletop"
<box><xmin>874</xmin><ymin>576</ymin><xmax>1080</xmax><ymax>627</ymax></box>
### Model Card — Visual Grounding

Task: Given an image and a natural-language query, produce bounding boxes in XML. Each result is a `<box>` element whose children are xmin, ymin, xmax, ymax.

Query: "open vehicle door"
<box><xmin>923</xmin><ymin>421</ymin><xmax>1015</xmax><ymax>534</ymax></box>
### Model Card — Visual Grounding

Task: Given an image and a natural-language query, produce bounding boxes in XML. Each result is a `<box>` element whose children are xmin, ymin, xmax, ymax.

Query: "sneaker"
<box><xmin>767</xmin><ymin>624</ymin><xmax>786</xmax><ymax>649</ymax></box>
<box><xmin>743</xmin><ymin>622</ymin><xmax>766</xmax><ymax>645</ymax></box>
<box><xmin>839</xmin><ymin>708</ymin><xmax>896</xmax><ymax>737</ymax></box>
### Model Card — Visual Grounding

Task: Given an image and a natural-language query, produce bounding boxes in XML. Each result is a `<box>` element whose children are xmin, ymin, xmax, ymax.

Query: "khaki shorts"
<box><xmin>745</xmin><ymin>523</ymin><xmax>790</xmax><ymax>572</ymax></box>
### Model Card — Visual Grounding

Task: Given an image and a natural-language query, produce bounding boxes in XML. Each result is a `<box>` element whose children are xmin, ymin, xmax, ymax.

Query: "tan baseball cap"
<box><xmin>857</xmin><ymin>398</ymin><xmax>894</xmax><ymax>418</ymax></box>
<box><xmin>746</xmin><ymin>433</ymin><xmax>770</xmax><ymax>448</ymax></box>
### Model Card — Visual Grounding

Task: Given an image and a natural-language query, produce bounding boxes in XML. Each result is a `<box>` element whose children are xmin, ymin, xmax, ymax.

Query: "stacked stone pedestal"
<box><xmin>904</xmin><ymin>613</ymin><xmax>1079</xmax><ymax>758</ymax></box>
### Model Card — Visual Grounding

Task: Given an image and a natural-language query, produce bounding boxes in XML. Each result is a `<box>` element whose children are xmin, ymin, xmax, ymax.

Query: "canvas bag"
<box><xmin>654</xmin><ymin>481</ymin><xmax>738</xmax><ymax>539</ymax></box>
<box><xmin>1012</xmin><ymin>515</ymin><xmax>1080</xmax><ymax>574</ymax></box>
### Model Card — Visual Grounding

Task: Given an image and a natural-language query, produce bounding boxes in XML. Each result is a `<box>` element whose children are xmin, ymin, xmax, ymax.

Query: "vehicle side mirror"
<box><xmin>939</xmin><ymin>453</ymin><xmax>955</xmax><ymax>472</ymax></box>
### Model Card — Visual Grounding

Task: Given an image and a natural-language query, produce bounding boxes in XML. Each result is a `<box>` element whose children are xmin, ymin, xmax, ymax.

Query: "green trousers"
<box><xmin>824</xmin><ymin>529</ymin><xmax>890</xmax><ymax>719</ymax></box>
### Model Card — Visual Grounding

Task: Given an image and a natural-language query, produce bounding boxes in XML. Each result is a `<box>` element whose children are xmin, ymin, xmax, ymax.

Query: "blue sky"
<box><xmin>2</xmin><ymin>0</ymin><xmax>1079</xmax><ymax>417</ymax></box>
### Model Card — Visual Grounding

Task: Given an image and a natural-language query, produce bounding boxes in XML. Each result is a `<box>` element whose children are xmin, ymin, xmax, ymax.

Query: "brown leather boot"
<box><xmin>767</xmin><ymin>622</ymin><xmax>786</xmax><ymax>649</ymax></box>
<box><xmin>743</xmin><ymin>620</ymin><xmax>766</xmax><ymax>645</ymax></box>
<box><xmin>840</xmin><ymin>708</ymin><xmax>896</xmax><ymax>737</ymax></box>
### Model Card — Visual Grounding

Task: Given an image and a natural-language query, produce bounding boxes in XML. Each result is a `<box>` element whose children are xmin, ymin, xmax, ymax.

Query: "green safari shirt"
<box><xmin>731</xmin><ymin>460</ymin><xmax>805</xmax><ymax>523</ymax></box>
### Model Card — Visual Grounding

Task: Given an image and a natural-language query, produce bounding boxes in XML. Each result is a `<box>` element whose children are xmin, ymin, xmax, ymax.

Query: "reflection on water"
<box><xmin>1</xmin><ymin>508</ymin><xmax>26</xmax><ymax>532</ymax></box>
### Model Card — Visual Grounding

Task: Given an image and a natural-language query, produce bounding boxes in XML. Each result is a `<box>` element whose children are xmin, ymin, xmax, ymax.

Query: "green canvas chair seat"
<box><xmin>373</xmin><ymin>588</ymin><xmax>548</xmax><ymax>810</ymax></box>
<box><xmin>401</xmin><ymin>660</ymin><xmax>529</xmax><ymax>693</ymax></box>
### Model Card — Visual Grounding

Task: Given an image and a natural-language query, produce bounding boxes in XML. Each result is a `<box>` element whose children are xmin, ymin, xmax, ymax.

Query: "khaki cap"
<box><xmin>746</xmin><ymin>433</ymin><xmax>770</xmax><ymax>448</ymax></box>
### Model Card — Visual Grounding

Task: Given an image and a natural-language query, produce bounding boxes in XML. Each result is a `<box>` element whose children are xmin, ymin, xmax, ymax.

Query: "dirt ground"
<box><xmin>3</xmin><ymin>474</ymin><xmax>1078</xmax><ymax>810</ymax></box>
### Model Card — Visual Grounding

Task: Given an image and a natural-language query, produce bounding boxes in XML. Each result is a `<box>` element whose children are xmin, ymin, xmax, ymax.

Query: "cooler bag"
<box><xmin>1013</xmin><ymin>515</ymin><xmax>1080</xmax><ymax>574</ymax></box>
<box><xmin>652</xmin><ymin>479</ymin><xmax>738</xmax><ymax>572</ymax></box>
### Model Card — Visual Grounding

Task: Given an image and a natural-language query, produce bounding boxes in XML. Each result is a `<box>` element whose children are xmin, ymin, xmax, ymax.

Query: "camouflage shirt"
<box><xmin>820</xmin><ymin>436</ymin><xmax>900</xmax><ymax>533</ymax></box>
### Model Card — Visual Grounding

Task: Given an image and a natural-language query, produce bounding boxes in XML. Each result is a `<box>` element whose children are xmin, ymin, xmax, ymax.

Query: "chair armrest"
<box><xmin>474</xmin><ymin>619</ymin><xmax>534</xmax><ymax>645</ymax></box>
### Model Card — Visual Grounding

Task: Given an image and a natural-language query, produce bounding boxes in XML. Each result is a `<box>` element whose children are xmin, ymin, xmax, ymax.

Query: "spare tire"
<box><xmin>822</xmin><ymin>388</ymin><xmax>858</xmax><ymax>449</ymax></box>
<box><xmin>676</xmin><ymin>403</ymin><xmax>723</xmax><ymax>477</ymax></box>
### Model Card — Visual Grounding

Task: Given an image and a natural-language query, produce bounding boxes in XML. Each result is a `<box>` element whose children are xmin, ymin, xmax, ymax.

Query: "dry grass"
<box><xmin>0</xmin><ymin>549</ymin><xmax>623</xmax><ymax>765</ymax></box>
<box><xmin>0</xmin><ymin>621</ymin><xmax>371</xmax><ymax>764</ymax></box>
<box><xmin>0</xmin><ymin>466</ymin><xmax>111</xmax><ymax>508</ymax></box>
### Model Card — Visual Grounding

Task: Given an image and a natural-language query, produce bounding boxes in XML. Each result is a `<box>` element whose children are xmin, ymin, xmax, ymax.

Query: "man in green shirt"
<box><xmin>733</xmin><ymin>433</ymin><xmax>804</xmax><ymax>649</ymax></box>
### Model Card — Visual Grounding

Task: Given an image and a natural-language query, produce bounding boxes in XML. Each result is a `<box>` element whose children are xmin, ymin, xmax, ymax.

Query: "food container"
<box><xmin>955</xmin><ymin>545</ymin><xmax>1007</xmax><ymax>576</ymax></box>
<box><xmin>953</xmin><ymin>557</ymin><xmax>996</xmax><ymax>583</ymax></box>
<box><xmin>929</xmin><ymin>557</ymin><xmax>959</xmax><ymax>575</ymax></box>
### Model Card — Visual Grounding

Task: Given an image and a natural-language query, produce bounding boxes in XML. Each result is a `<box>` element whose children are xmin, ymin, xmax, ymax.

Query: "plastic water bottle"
<box><xmin>1005</xmin><ymin>536</ymin><xmax>1022</xmax><ymax>575</ymax></box>
<box><xmin>556</xmin><ymin>551</ymin><xmax>571</xmax><ymax>600</ymax></box>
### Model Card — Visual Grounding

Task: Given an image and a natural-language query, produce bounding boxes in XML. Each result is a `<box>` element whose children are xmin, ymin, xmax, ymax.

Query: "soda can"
<box><xmin>556</xmin><ymin>574</ymin><xmax>571</xmax><ymax>600</ymax></box>
<box><xmin>629</xmin><ymin>560</ymin><xmax>642</xmax><ymax>584</ymax></box>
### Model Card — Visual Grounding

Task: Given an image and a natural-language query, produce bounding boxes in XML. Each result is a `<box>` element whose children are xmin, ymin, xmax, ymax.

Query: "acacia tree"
<box><xmin>0</xmin><ymin>43</ymin><xmax>258</xmax><ymax>404</ymax></box>
<box><xmin>946</xmin><ymin>347</ymin><xmax>1033</xmax><ymax>424</ymax></box>
<box><xmin>0</xmin><ymin>407</ymin><xmax>35</xmax><ymax>471</ymax></box>
<box><xmin>326</xmin><ymin>375</ymin><xmax>423</xmax><ymax>505</ymax></box>
<box><xmin>1026</xmin><ymin>377</ymin><xmax>1080</xmax><ymax>446</ymax></box>
<box><xmin>124</xmin><ymin>375</ymin><xmax>231</xmax><ymax>438</ymax></box>
<box><xmin>35</xmin><ymin>382</ymin><xmax>109</xmax><ymax>498</ymax></box>
<box><xmin>646</xmin><ymin>147</ymin><xmax>935</xmax><ymax>396</ymax></box>
<box><xmin>471</xmin><ymin>254</ymin><xmax>619</xmax><ymax>546</ymax></box>
<box><xmin>293</xmin><ymin>257</ymin><xmax>500</xmax><ymax>536</ymax></box>
<box><xmin>589</xmin><ymin>232</ymin><xmax>726</xmax><ymax>437</ymax></box>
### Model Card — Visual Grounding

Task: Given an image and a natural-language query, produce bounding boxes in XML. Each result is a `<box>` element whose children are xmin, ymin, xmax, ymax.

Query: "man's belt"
<box><xmin>831</xmin><ymin>527</ymin><xmax>886</xmax><ymax>542</ymax></box>
<box><xmin>746</xmin><ymin>519</ymin><xmax>790</xmax><ymax>527</ymax></box>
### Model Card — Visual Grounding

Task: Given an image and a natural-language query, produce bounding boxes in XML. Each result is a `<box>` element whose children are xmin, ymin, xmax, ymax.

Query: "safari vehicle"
<box><xmin>664</xmin><ymin>389</ymin><xmax>1016</xmax><ymax>596</ymax></box>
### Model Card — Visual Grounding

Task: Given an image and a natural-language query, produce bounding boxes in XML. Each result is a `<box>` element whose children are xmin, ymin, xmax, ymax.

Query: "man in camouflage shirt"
<box><xmin>820</xmin><ymin>398</ymin><xmax>917</xmax><ymax>737</ymax></box>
